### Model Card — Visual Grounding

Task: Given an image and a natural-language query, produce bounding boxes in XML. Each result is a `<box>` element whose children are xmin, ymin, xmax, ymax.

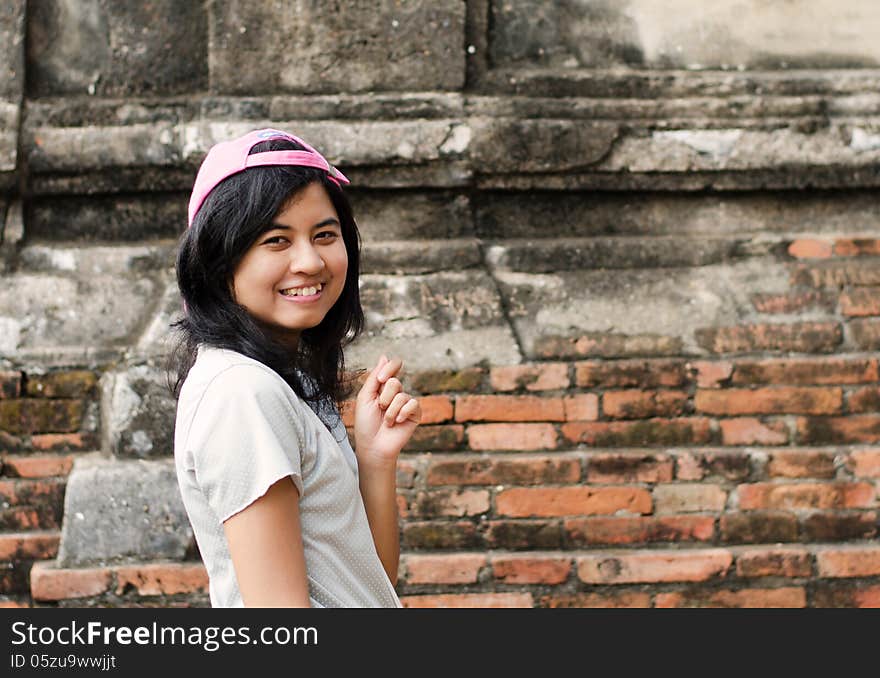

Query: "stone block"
<box><xmin>28</xmin><ymin>195</ymin><xmax>185</xmax><ymax>241</ymax></box>
<box><xmin>26</xmin><ymin>123</ymin><xmax>181</xmax><ymax>173</ymax></box>
<box><xmin>0</xmin><ymin>272</ymin><xmax>156</xmax><ymax>356</ymax></box>
<box><xmin>56</xmin><ymin>457</ymin><xmax>191</xmax><ymax>566</ymax></box>
<box><xmin>490</xmin><ymin>0</ymin><xmax>880</xmax><ymax>70</ymax></box>
<box><xmin>27</xmin><ymin>0</ymin><xmax>207</xmax><ymax>97</ymax></box>
<box><xmin>348</xmin><ymin>271</ymin><xmax>521</xmax><ymax>371</ymax></box>
<box><xmin>495</xmin><ymin>258</ymin><xmax>791</xmax><ymax>360</ymax></box>
<box><xmin>470</xmin><ymin>118</ymin><xmax>618</xmax><ymax>173</ymax></box>
<box><xmin>103</xmin><ymin>364</ymin><xmax>177</xmax><ymax>459</ymax></box>
<box><xmin>0</xmin><ymin>1</ymin><xmax>25</xmax><ymax>99</ymax></box>
<box><xmin>209</xmin><ymin>0</ymin><xmax>465</xmax><ymax>93</ymax></box>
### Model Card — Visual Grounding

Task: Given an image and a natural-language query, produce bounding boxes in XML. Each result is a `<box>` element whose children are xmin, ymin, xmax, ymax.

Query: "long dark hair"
<box><xmin>167</xmin><ymin>138</ymin><xmax>364</xmax><ymax>414</ymax></box>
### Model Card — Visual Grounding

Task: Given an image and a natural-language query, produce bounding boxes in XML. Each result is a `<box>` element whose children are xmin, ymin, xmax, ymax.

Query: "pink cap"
<box><xmin>187</xmin><ymin>128</ymin><xmax>350</xmax><ymax>227</ymax></box>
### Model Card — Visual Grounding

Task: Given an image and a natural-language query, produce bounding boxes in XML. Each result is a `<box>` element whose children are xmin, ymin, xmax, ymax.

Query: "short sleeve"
<box><xmin>185</xmin><ymin>365</ymin><xmax>306</xmax><ymax>523</ymax></box>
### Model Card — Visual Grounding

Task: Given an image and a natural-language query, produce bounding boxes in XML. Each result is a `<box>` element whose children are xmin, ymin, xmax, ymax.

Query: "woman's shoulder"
<box><xmin>184</xmin><ymin>345</ymin><xmax>293</xmax><ymax>403</ymax></box>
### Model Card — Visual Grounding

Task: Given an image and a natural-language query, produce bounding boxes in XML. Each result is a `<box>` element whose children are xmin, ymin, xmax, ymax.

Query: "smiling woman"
<box><xmin>168</xmin><ymin>129</ymin><xmax>421</xmax><ymax>608</ymax></box>
<box><xmin>231</xmin><ymin>182</ymin><xmax>349</xmax><ymax>349</ymax></box>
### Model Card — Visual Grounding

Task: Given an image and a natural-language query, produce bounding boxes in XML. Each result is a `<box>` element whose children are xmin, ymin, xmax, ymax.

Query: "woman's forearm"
<box><xmin>357</xmin><ymin>458</ymin><xmax>400</xmax><ymax>585</ymax></box>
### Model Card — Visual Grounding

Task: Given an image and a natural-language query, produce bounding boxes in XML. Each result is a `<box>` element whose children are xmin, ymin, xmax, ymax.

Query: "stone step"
<box><xmin>25</xmin><ymin>542</ymin><xmax>880</xmax><ymax>607</ymax></box>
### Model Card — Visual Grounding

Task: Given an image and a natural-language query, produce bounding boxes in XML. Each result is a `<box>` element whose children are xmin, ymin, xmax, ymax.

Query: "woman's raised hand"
<box><xmin>354</xmin><ymin>355</ymin><xmax>421</xmax><ymax>467</ymax></box>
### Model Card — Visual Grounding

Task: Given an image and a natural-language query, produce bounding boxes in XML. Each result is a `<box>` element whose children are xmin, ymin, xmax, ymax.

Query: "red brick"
<box><xmin>796</xmin><ymin>415</ymin><xmax>880</xmax><ymax>444</ymax></box>
<box><xmin>540</xmin><ymin>591</ymin><xmax>651</xmax><ymax>608</ymax></box>
<box><xmin>484</xmin><ymin>520</ymin><xmax>564</xmax><ymax>550</ymax></box>
<box><xmin>535</xmin><ymin>333</ymin><xmax>682</xmax><ymax>359</ymax></box>
<box><xmin>401</xmin><ymin>593</ymin><xmax>533</xmax><ymax>608</ymax></box>
<box><xmin>737</xmin><ymin>482</ymin><xmax>875</xmax><ymax>510</ymax></box>
<box><xmin>855</xmin><ymin>586</ymin><xmax>880</xmax><ymax>608</ymax></box>
<box><xmin>720</xmin><ymin>418</ymin><xmax>789</xmax><ymax>445</ymax></box>
<box><xmin>767</xmin><ymin>450</ymin><xmax>836</xmax><ymax>478</ymax></box>
<box><xmin>834</xmin><ymin>238</ymin><xmax>880</xmax><ymax>256</ymax></box>
<box><xmin>0</xmin><ymin>598</ymin><xmax>30</xmax><ymax>608</ymax></box>
<box><xmin>815</xmin><ymin>546</ymin><xmax>880</xmax><ymax>578</ymax></box>
<box><xmin>803</xmin><ymin>512</ymin><xmax>877</xmax><ymax>541</ymax></box>
<box><xmin>735</xmin><ymin>548</ymin><xmax>812</xmax><ymax>578</ymax></box>
<box><xmin>401</xmin><ymin>521</ymin><xmax>481</xmax><ymax>550</ymax></box>
<box><xmin>731</xmin><ymin>357</ymin><xmax>878</xmax><ymax>385</ymax></box>
<box><xmin>586</xmin><ymin>452</ymin><xmax>673</xmax><ymax>483</ymax></box>
<box><xmin>655</xmin><ymin>587</ymin><xmax>806</xmax><ymax>608</ymax></box>
<box><xmin>0</xmin><ymin>399</ymin><xmax>84</xmax><ymax>435</ymax></box>
<box><xmin>410</xmin><ymin>489</ymin><xmax>489</xmax><ymax>518</ymax></box>
<box><xmin>114</xmin><ymin>563</ymin><xmax>208</xmax><ymax>596</ymax></box>
<box><xmin>403</xmin><ymin>425</ymin><xmax>464</xmax><ymax>451</ymax></box>
<box><xmin>562</xmin><ymin>394</ymin><xmax>599</xmax><ymax>421</ymax></box>
<box><xmin>417</xmin><ymin>395</ymin><xmax>454</xmax><ymax>424</ymax></box>
<box><xmin>0</xmin><ymin>532</ymin><xmax>60</xmax><ymax>560</ymax></box>
<box><xmin>848</xmin><ymin>386</ymin><xmax>880</xmax><ymax>412</ymax></box>
<box><xmin>849</xmin><ymin>449</ymin><xmax>880</xmax><ymax>478</ymax></box>
<box><xmin>0</xmin><ymin>371</ymin><xmax>21</xmax><ymax>399</ymax></box>
<box><xmin>695</xmin><ymin>322</ymin><xmax>841</xmax><ymax>354</ymax></box>
<box><xmin>30</xmin><ymin>562</ymin><xmax>111</xmax><ymax>601</ymax></box>
<box><xmin>813</xmin><ymin>583</ymin><xmax>880</xmax><ymax>608</ymax></box>
<box><xmin>791</xmin><ymin>260</ymin><xmax>880</xmax><ymax>288</ymax></box>
<box><xmin>490</xmin><ymin>363</ymin><xmax>569</xmax><ymax>392</ymax></box>
<box><xmin>410</xmin><ymin>368</ymin><xmax>484</xmax><ymax>394</ymax></box>
<box><xmin>491</xmin><ymin>554</ymin><xmax>571</xmax><ymax>584</ymax></box>
<box><xmin>720</xmin><ymin>511</ymin><xmax>799</xmax><ymax>544</ymax></box>
<box><xmin>690</xmin><ymin>361</ymin><xmax>733</xmax><ymax>388</ymax></box>
<box><xmin>603</xmin><ymin>390</ymin><xmax>689</xmax><ymax>419</ymax></box>
<box><xmin>403</xmin><ymin>554</ymin><xmax>486</xmax><ymax>584</ymax></box>
<box><xmin>564</xmin><ymin>515</ymin><xmax>715</xmax><ymax>546</ymax></box>
<box><xmin>29</xmin><ymin>433</ymin><xmax>93</xmax><ymax>451</ymax></box>
<box><xmin>562</xmin><ymin>418</ymin><xmax>713</xmax><ymax>447</ymax></box>
<box><xmin>674</xmin><ymin>450</ymin><xmax>751</xmax><ymax>481</ymax></box>
<box><xmin>396</xmin><ymin>458</ymin><xmax>418</xmax><ymax>488</ymax></box>
<box><xmin>574</xmin><ymin>360</ymin><xmax>687</xmax><ymax>388</ymax></box>
<box><xmin>0</xmin><ymin>477</ymin><xmax>65</xmax><ymax>508</ymax></box>
<box><xmin>851</xmin><ymin>319</ymin><xmax>880</xmax><ymax>350</ymax></box>
<box><xmin>426</xmin><ymin>455</ymin><xmax>580</xmax><ymax>486</ymax></box>
<box><xmin>653</xmin><ymin>484</ymin><xmax>727</xmax><ymax>513</ymax></box>
<box><xmin>25</xmin><ymin>371</ymin><xmax>97</xmax><ymax>398</ymax></box>
<box><xmin>696</xmin><ymin>386</ymin><xmax>842</xmax><ymax>415</ymax></box>
<box><xmin>1</xmin><ymin>454</ymin><xmax>74</xmax><ymax>478</ymax></box>
<box><xmin>751</xmin><ymin>290</ymin><xmax>834</xmax><ymax>314</ymax></box>
<box><xmin>455</xmin><ymin>395</ymin><xmax>565</xmax><ymax>422</ymax></box>
<box><xmin>577</xmin><ymin>549</ymin><xmax>732</xmax><ymax>584</ymax></box>
<box><xmin>467</xmin><ymin>423</ymin><xmax>557</xmax><ymax>451</ymax></box>
<box><xmin>396</xmin><ymin>493</ymin><xmax>408</xmax><ymax>518</ymax></box>
<box><xmin>0</xmin><ymin>507</ymin><xmax>46</xmax><ymax>531</ymax></box>
<box><xmin>840</xmin><ymin>287</ymin><xmax>880</xmax><ymax>317</ymax></box>
<box><xmin>789</xmin><ymin>239</ymin><xmax>832</xmax><ymax>259</ymax></box>
<box><xmin>496</xmin><ymin>486</ymin><xmax>651</xmax><ymax>518</ymax></box>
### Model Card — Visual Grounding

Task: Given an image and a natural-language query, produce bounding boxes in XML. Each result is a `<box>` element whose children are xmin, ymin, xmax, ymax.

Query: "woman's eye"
<box><xmin>263</xmin><ymin>236</ymin><xmax>287</xmax><ymax>245</ymax></box>
<box><xmin>315</xmin><ymin>231</ymin><xmax>339</xmax><ymax>241</ymax></box>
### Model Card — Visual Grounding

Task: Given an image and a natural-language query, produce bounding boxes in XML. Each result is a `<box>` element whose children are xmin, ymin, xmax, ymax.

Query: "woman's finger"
<box><xmin>395</xmin><ymin>397</ymin><xmax>421</xmax><ymax>424</ymax></box>
<box><xmin>378</xmin><ymin>357</ymin><xmax>404</xmax><ymax>384</ymax></box>
<box><xmin>357</xmin><ymin>355</ymin><xmax>389</xmax><ymax>403</ymax></box>
<box><xmin>377</xmin><ymin>377</ymin><xmax>403</xmax><ymax>409</ymax></box>
<box><xmin>383</xmin><ymin>392</ymin><xmax>413</xmax><ymax>425</ymax></box>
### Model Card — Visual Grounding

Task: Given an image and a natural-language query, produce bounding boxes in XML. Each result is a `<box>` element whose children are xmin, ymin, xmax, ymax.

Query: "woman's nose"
<box><xmin>289</xmin><ymin>244</ymin><xmax>325</xmax><ymax>274</ymax></box>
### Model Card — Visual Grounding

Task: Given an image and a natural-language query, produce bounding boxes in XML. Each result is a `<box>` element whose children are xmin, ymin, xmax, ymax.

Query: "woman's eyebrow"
<box><xmin>266</xmin><ymin>218</ymin><xmax>341</xmax><ymax>231</ymax></box>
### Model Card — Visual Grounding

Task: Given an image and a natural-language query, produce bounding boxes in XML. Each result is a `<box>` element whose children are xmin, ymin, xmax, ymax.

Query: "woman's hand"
<box><xmin>354</xmin><ymin>355</ymin><xmax>421</xmax><ymax>468</ymax></box>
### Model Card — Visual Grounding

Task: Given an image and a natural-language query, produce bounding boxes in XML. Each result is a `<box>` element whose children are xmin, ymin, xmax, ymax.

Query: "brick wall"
<box><xmin>3</xmin><ymin>1</ymin><xmax>880</xmax><ymax>607</ymax></box>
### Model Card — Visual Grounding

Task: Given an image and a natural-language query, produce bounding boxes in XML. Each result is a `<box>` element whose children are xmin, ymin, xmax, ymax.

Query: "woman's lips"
<box><xmin>278</xmin><ymin>289</ymin><xmax>322</xmax><ymax>303</ymax></box>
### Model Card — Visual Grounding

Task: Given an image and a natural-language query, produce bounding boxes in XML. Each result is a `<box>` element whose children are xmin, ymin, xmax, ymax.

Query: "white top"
<box><xmin>173</xmin><ymin>345</ymin><xmax>401</xmax><ymax>608</ymax></box>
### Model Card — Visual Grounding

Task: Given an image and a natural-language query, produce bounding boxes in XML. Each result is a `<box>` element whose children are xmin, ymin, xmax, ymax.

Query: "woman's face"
<box><xmin>231</xmin><ymin>181</ymin><xmax>348</xmax><ymax>347</ymax></box>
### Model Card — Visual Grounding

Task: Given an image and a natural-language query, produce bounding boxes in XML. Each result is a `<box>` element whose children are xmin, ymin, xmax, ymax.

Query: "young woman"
<box><xmin>170</xmin><ymin>128</ymin><xmax>421</xmax><ymax>607</ymax></box>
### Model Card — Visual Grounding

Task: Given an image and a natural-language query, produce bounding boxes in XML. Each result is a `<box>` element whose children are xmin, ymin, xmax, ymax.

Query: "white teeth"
<box><xmin>281</xmin><ymin>283</ymin><xmax>323</xmax><ymax>297</ymax></box>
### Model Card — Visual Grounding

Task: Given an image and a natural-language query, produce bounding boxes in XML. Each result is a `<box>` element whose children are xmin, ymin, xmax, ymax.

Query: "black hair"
<box><xmin>167</xmin><ymin>137</ymin><xmax>364</xmax><ymax>414</ymax></box>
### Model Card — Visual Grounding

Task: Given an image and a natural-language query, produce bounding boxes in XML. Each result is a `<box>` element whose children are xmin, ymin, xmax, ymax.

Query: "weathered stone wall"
<box><xmin>1</xmin><ymin>1</ymin><xmax>879</xmax><ymax>608</ymax></box>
